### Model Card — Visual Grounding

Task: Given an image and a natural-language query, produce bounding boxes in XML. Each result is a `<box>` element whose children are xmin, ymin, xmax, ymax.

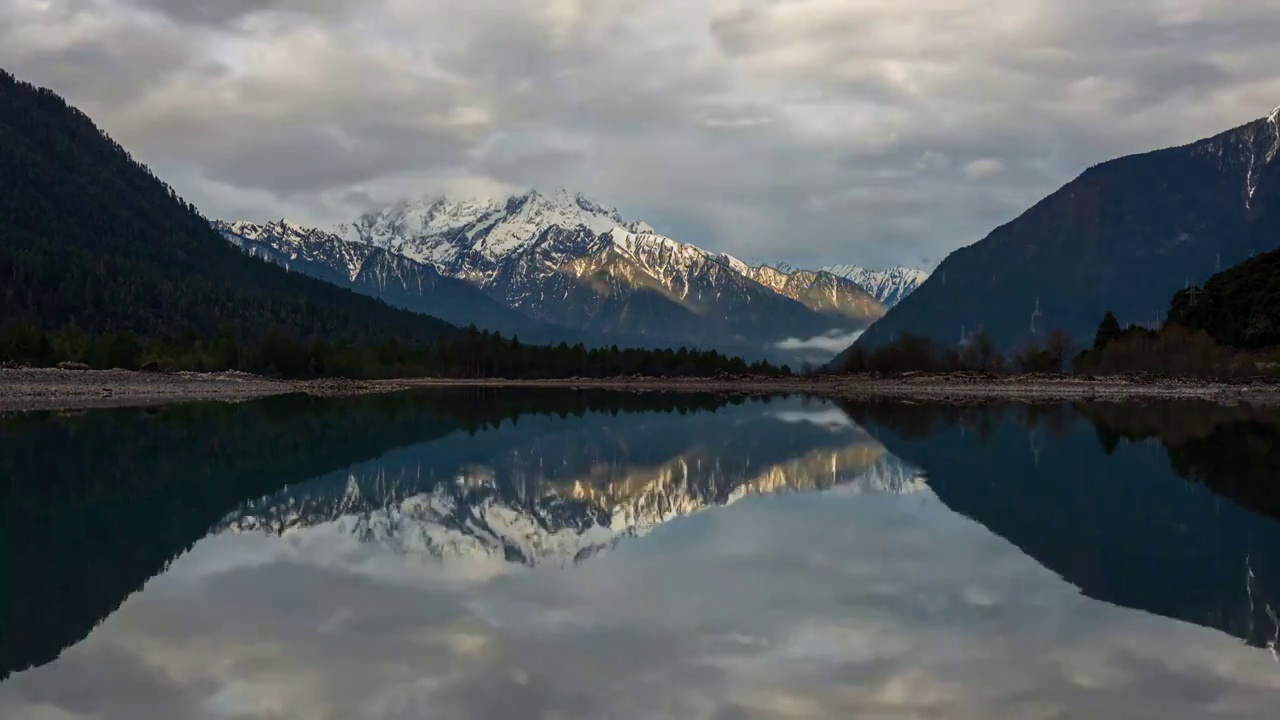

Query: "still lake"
<box><xmin>2</xmin><ymin>389</ymin><xmax>1279</xmax><ymax>718</ymax></box>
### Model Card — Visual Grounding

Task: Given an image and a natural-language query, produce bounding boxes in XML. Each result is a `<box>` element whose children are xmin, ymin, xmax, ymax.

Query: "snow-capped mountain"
<box><xmin>221</xmin><ymin>219</ymin><xmax>370</xmax><ymax>280</ymax></box>
<box><xmin>215</xmin><ymin>219</ymin><xmax>555</xmax><ymax>340</ymax></box>
<box><xmin>821</xmin><ymin>265</ymin><xmax>930</xmax><ymax>306</ymax></box>
<box><xmin>217</xmin><ymin>443</ymin><xmax>924</xmax><ymax>567</ymax></box>
<box><xmin>333</xmin><ymin>191</ymin><xmax>627</xmax><ymax>280</ymax></box>
<box><xmin>217</xmin><ymin>190</ymin><xmax>888</xmax><ymax>358</ymax></box>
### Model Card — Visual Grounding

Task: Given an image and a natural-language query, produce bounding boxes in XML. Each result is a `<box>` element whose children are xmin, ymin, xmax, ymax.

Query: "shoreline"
<box><xmin>3</xmin><ymin>367</ymin><xmax>1280</xmax><ymax>412</ymax></box>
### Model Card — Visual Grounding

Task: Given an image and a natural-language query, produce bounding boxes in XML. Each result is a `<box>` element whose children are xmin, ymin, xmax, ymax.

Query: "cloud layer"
<box><xmin>3</xmin><ymin>0</ymin><xmax>1280</xmax><ymax>268</ymax></box>
<box><xmin>776</xmin><ymin>329</ymin><xmax>865</xmax><ymax>353</ymax></box>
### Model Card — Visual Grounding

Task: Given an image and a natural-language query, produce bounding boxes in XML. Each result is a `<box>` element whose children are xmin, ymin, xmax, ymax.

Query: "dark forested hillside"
<box><xmin>0</xmin><ymin>70</ymin><xmax>458</xmax><ymax>344</ymax></box>
<box><xmin>1166</xmin><ymin>246</ymin><xmax>1280</xmax><ymax>349</ymax></box>
<box><xmin>1066</xmin><ymin>249</ymin><xmax>1280</xmax><ymax>376</ymax></box>
<box><xmin>839</xmin><ymin>106</ymin><xmax>1280</xmax><ymax>363</ymax></box>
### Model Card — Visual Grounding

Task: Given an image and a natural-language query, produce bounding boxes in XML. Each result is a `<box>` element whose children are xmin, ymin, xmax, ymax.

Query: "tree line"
<box><xmin>1073</xmin><ymin>245</ymin><xmax>1280</xmax><ymax>376</ymax></box>
<box><xmin>1070</xmin><ymin>311</ymin><xmax>1240</xmax><ymax>377</ymax></box>
<box><xmin>0</xmin><ymin>320</ymin><xmax>790</xmax><ymax>379</ymax></box>
<box><xmin>836</xmin><ymin>327</ymin><xmax>1076</xmax><ymax>375</ymax></box>
<box><xmin>836</xmin><ymin>315</ymin><xmax>1272</xmax><ymax>378</ymax></box>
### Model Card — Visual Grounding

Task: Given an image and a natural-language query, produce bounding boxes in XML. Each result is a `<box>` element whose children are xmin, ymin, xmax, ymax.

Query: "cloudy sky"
<box><xmin>3</xmin><ymin>0</ymin><xmax>1280</xmax><ymax>269</ymax></box>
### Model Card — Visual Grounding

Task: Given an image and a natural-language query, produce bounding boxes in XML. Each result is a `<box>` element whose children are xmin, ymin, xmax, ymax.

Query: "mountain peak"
<box><xmin>505</xmin><ymin>188</ymin><xmax>624</xmax><ymax>225</ymax></box>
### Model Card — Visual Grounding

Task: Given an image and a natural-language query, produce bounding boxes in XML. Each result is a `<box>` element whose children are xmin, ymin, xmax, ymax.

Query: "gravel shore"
<box><xmin>0</xmin><ymin>367</ymin><xmax>295</xmax><ymax>411</ymax></box>
<box><xmin>2</xmin><ymin>367</ymin><xmax>1279</xmax><ymax>412</ymax></box>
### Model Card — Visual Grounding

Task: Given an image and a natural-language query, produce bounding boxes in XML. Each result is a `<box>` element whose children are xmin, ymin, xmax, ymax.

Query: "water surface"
<box><xmin>2</xmin><ymin>390</ymin><xmax>1279</xmax><ymax>718</ymax></box>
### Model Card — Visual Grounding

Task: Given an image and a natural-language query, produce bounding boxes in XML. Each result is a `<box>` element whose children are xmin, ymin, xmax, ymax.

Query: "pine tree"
<box><xmin>1094</xmin><ymin>311</ymin><xmax>1122</xmax><ymax>350</ymax></box>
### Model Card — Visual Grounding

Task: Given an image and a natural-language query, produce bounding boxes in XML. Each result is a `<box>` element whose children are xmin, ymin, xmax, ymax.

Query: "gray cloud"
<box><xmin>2</xmin><ymin>0</ymin><xmax>1280</xmax><ymax>270</ymax></box>
<box><xmin>124</xmin><ymin>0</ymin><xmax>352</xmax><ymax>26</ymax></box>
<box><xmin>130</xmin><ymin>0</ymin><xmax>277</xmax><ymax>25</ymax></box>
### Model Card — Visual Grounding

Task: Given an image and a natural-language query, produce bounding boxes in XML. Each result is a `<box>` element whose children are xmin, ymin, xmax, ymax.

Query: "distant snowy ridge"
<box><xmin>220</xmin><ymin>219</ymin><xmax>372</xmax><ymax>280</ymax></box>
<box><xmin>821</xmin><ymin>265</ymin><xmax>930</xmax><ymax>306</ymax></box>
<box><xmin>745</xmin><ymin>264</ymin><xmax>886</xmax><ymax>320</ymax></box>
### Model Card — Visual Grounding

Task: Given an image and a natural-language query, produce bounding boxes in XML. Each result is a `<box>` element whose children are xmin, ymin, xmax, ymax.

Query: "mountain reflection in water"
<box><xmin>217</xmin><ymin>402</ymin><xmax>919</xmax><ymax>567</ymax></box>
<box><xmin>2</xmin><ymin>391</ymin><xmax>1280</xmax><ymax>718</ymax></box>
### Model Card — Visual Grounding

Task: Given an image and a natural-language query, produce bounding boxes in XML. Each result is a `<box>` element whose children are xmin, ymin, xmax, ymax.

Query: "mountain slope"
<box><xmin>843</xmin><ymin>106</ymin><xmax>1280</xmax><ymax>360</ymax></box>
<box><xmin>233</xmin><ymin>190</ymin><xmax>881</xmax><ymax>352</ymax></box>
<box><xmin>821</xmin><ymin>265</ymin><xmax>929</xmax><ymax>306</ymax></box>
<box><xmin>0</xmin><ymin>70</ymin><xmax>457</xmax><ymax>344</ymax></box>
<box><xmin>747</xmin><ymin>265</ymin><xmax>886</xmax><ymax>323</ymax></box>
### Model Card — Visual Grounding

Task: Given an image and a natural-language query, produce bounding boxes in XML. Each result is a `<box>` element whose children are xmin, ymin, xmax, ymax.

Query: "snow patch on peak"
<box><xmin>609</xmin><ymin>226</ymin><xmax>718</xmax><ymax>269</ymax></box>
<box><xmin>341</xmin><ymin>195</ymin><xmax>503</xmax><ymax>254</ymax></box>
<box><xmin>571</xmin><ymin>191</ymin><xmax>624</xmax><ymax>223</ymax></box>
<box><xmin>605</xmin><ymin>225</ymin><xmax>634</xmax><ymax>246</ymax></box>
<box><xmin>408</xmin><ymin>196</ymin><xmax>501</xmax><ymax>236</ymax></box>
<box><xmin>716</xmin><ymin>252</ymin><xmax>750</xmax><ymax>276</ymax></box>
<box><xmin>476</xmin><ymin>189</ymin><xmax>624</xmax><ymax>259</ymax></box>
<box><xmin>222</xmin><ymin>220</ymin><xmax>264</xmax><ymax>239</ymax></box>
<box><xmin>1243</xmin><ymin>105</ymin><xmax>1280</xmax><ymax>210</ymax></box>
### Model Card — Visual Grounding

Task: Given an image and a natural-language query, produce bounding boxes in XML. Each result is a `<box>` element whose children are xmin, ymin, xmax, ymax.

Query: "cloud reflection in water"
<box><xmin>3</xmin><ymin>481</ymin><xmax>1278</xmax><ymax>719</ymax></box>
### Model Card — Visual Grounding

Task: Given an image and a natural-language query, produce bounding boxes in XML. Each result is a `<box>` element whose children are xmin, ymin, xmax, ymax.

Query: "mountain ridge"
<box><xmin>821</xmin><ymin>265</ymin><xmax>930</xmax><ymax>306</ymax></box>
